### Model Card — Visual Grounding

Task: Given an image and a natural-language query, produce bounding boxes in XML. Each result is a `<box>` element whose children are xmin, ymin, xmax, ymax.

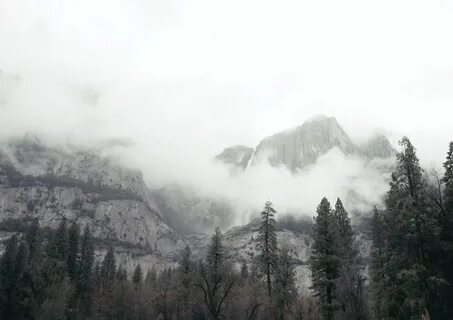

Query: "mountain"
<box><xmin>0</xmin><ymin>133</ymin><xmax>374</xmax><ymax>293</ymax></box>
<box><xmin>361</xmin><ymin>134</ymin><xmax>395</xmax><ymax>159</ymax></box>
<box><xmin>215</xmin><ymin>145</ymin><xmax>254</xmax><ymax>171</ymax></box>
<box><xmin>0</xmin><ymin>134</ymin><xmax>185</xmax><ymax>270</ymax></box>
<box><xmin>186</xmin><ymin>215</ymin><xmax>372</xmax><ymax>294</ymax></box>
<box><xmin>216</xmin><ymin>116</ymin><xmax>396</xmax><ymax>172</ymax></box>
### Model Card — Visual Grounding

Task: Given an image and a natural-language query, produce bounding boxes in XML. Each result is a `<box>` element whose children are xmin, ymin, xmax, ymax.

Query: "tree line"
<box><xmin>0</xmin><ymin>137</ymin><xmax>452</xmax><ymax>319</ymax></box>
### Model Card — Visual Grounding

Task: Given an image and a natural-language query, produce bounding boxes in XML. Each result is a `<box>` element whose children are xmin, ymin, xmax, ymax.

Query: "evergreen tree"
<box><xmin>48</xmin><ymin>218</ymin><xmax>70</xmax><ymax>262</ymax></box>
<box><xmin>369</xmin><ymin>207</ymin><xmax>387</xmax><ymax>319</ymax></box>
<box><xmin>25</xmin><ymin>220</ymin><xmax>41</xmax><ymax>264</ymax></box>
<box><xmin>0</xmin><ymin>235</ymin><xmax>19</xmax><ymax>319</ymax></box>
<box><xmin>444</xmin><ymin>142</ymin><xmax>453</xmax><ymax>212</ymax></box>
<box><xmin>101</xmin><ymin>246</ymin><xmax>116</xmax><ymax>282</ymax></box>
<box><xmin>67</xmin><ymin>222</ymin><xmax>80</xmax><ymax>281</ymax></box>
<box><xmin>441</xmin><ymin>141</ymin><xmax>453</xmax><ymax>317</ymax></box>
<box><xmin>176</xmin><ymin>245</ymin><xmax>194</xmax><ymax>318</ymax></box>
<box><xmin>310</xmin><ymin>198</ymin><xmax>340</xmax><ymax>320</ymax></box>
<box><xmin>93</xmin><ymin>261</ymin><xmax>101</xmax><ymax>288</ymax></box>
<box><xmin>334</xmin><ymin>198</ymin><xmax>355</xmax><ymax>259</ymax></box>
<box><xmin>132</xmin><ymin>264</ymin><xmax>143</xmax><ymax>288</ymax></box>
<box><xmin>77</xmin><ymin>225</ymin><xmax>94</xmax><ymax>315</ymax></box>
<box><xmin>14</xmin><ymin>242</ymin><xmax>29</xmax><ymax>281</ymax></box>
<box><xmin>382</xmin><ymin>137</ymin><xmax>440</xmax><ymax>319</ymax></box>
<box><xmin>333</xmin><ymin>198</ymin><xmax>366</xmax><ymax>320</ymax></box>
<box><xmin>256</xmin><ymin>201</ymin><xmax>278</xmax><ymax>298</ymax></box>
<box><xmin>178</xmin><ymin>245</ymin><xmax>193</xmax><ymax>286</ymax></box>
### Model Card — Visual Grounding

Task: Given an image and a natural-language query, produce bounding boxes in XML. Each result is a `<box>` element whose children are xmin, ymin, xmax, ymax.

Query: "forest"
<box><xmin>0</xmin><ymin>136</ymin><xmax>452</xmax><ymax>320</ymax></box>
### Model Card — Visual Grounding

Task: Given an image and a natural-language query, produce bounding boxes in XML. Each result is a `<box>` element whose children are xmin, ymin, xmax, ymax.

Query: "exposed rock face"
<box><xmin>185</xmin><ymin>222</ymin><xmax>313</xmax><ymax>294</ymax></box>
<box><xmin>0</xmin><ymin>135</ymin><xmax>185</xmax><ymax>265</ymax></box>
<box><xmin>215</xmin><ymin>145</ymin><xmax>254</xmax><ymax>170</ymax></box>
<box><xmin>217</xmin><ymin>116</ymin><xmax>395</xmax><ymax>172</ymax></box>
<box><xmin>251</xmin><ymin>116</ymin><xmax>357</xmax><ymax>171</ymax></box>
<box><xmin>361</xmin><ymin>135</ymin><xmax>396</xmax><ymax>159</ymax></box>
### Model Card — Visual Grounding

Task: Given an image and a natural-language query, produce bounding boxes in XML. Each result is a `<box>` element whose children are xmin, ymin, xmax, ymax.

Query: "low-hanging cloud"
<box><xmin>1</xmin><ymin>0</ymin><xmax>453</xmax><ymax>225</ymax></box>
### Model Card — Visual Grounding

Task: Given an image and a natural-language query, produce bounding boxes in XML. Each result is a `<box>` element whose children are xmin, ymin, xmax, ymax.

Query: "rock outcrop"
<box><xmin>0</xmin><ymin>135</ymin><xmax>185</xmax><ymax>268</ymax></box>
<box><xmin>215</xmin><ymin>145</ymin><xmax>254</xmax><ymax>171</ymax></box>
<box><xmin>217</xmin><ymin>116</ymin><xmax>395</xmax><ymax>172</ymax></box>
<box><xmin>361</xmin><ymin>134</ymin><xmax>396</xmax><ymax>159</ymax></box>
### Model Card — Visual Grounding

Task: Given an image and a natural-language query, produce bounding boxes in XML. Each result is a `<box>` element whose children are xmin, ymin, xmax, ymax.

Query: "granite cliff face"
<box><xmin>0</xmin><ymin>135</ymin><xmax>185</xmax><ymax>269</ymax></box>
<box><xmin>215</xmin><ymin>145</ymin><xmax>254</xmax><ymax>171</ymax></box>
<box><xmin>216</xmin><ymin>116</ymin><xmax>396</xmax><ymax>172</ymax></box>
<box><xmin>361</xmin><ymin>134</ymin><xmax>395</xmax><ymax>159</ymax></box>
<box><xmin>251</xmin><ymin>116</ymin><xmax>358</xmax><ymax>171</ymax></box>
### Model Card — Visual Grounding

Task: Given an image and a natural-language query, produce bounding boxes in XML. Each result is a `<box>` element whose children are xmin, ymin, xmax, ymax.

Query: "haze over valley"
<box><xmin>1</xmin><ymin>1</ymin><xmax>453</xmax><ymax>319</ymax></box>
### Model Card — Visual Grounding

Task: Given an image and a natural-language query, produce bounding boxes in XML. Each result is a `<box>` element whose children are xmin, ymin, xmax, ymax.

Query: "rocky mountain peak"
<box><xmin>0</xmin><ymin>135</ymin><xmax>185</xmax><ymax>269</ymax></box>
<box><xmin>217</xmin><ymin>116</ymin><xmax>395</xmax><ymax>172</ymax></box>
<box><xmin>215</xmin><ymin>145</ymin><xmax>254</xmax><ymax>170</ymax></box>
<box><xmin>250</xmin><ymin>116</ymin><xmax>358</xmax><ymax>171</ymax></box>
<box><xmin>361</xmin><ymin>134</ymin><xmax>396</xmax><ymax>159</ymax></box>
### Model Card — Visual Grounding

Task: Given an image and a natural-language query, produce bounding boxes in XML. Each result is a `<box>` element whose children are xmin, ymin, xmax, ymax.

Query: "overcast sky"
<box><xmin>1</xmin><ymin>0</ymin><xmax>453</xmax><ymax>217</ymax></box>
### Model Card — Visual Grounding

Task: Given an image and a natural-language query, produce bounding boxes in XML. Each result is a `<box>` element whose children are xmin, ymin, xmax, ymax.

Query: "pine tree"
<box><xmin>178</xmin><ymin>245</ymin><xmax>192</xmax><ymax>286</ymax></box>
<box><xmin>369</xmin><ymin>207</ymin><xmax>387</xmax><ymax>319</ymax></box>
<box><xmin>48</xmin><ymin>218</ymin><xmax>69</xmax><ymax>262</ymax></box>
<box><xmin>25</xmin><ymin>220</ymin><xmax>41</xmax><ymax>264</ymax></box>
<box><xmin>441</xmin><ymin>141</ymin><xmax>453</xmax><ymax>317</ymax></box>
<box><xmin>14</xmin><ymin>242</ymin><xmax>29</xmax><ymax>281</ymax></box>
<box><xmin>132</xmin><ymin>264</ymin><xmax>143</xmax><ymax>288</ymax></box>
<box><xmin>9</xmin><ymin>242</ymin><xmax>29</xmax><ymax>319</ymax></box>
<box><xmin>207</xmin><ymin>227</ymin><xmax>226</xmax><ymax>277</ymax></box>
<box><xmin>101</xmin><ymin>246</ymin><xmax>116</xmax><ymax>282</ymax></box>
<box><xmin>176</xmin><ymin>245</ymin><xmax>194</xmax><ymax>319</ymax></box>
<box><xmin>382</xmin><ymin>137</ymin><xmax>440</xmax><ymax>319</ymax></box>
<box><xmin>333</xmin><ymin>198</ymin><xmax>366</xmax><ymax>320</ymax></box>
<box><xmin>77</xmin><ymin>225</ymin><xmax>94</xmax><ymax>316</ymax></box>
<box><xmin>334</xmin><ymin>198</ymin><xmax>354</xmax><ymax>260</ymax></box>
<box><xmin>310</xmin><ymin>198</ymin><xmax>340</xmax><ymax>320</ymax></box>
<box><xmin>0</xmin><ymin>235</ymin><xmax>19</xmax><ymax>319</ymax></box>
<box><xmin>256</xmin><ymin>201</ymin><xmax>278</xmax><ymax>298</ymax></box>
<box><xmin>67</xmin><ymin>223</ymin><xmax>80</xmax><ymax>281</ymax></box>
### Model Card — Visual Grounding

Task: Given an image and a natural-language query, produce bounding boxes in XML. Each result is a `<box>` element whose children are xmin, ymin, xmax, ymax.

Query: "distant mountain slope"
<box><xmin>186</xmin><ymin>215</ymin><xmax>372</xmax><ymax>294</ymax></box>
<box><xmin>0</xmin><ymin>135</ymin><xmax>185</xmax><ymax>269</ymax></box>
<box><xmin>216</xmin><ymin>116</ymin><xmax>396</xmax><ymax>172</ymax></box>
<box><xmin>215</xmin><ymin>145</ymin><xmax>254</xmax><ymax>170</ymax></box>
<box><xmin>361</xmin><ymin>134</ymin><xmax>395</xmax><ymax>159</ymax></box>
